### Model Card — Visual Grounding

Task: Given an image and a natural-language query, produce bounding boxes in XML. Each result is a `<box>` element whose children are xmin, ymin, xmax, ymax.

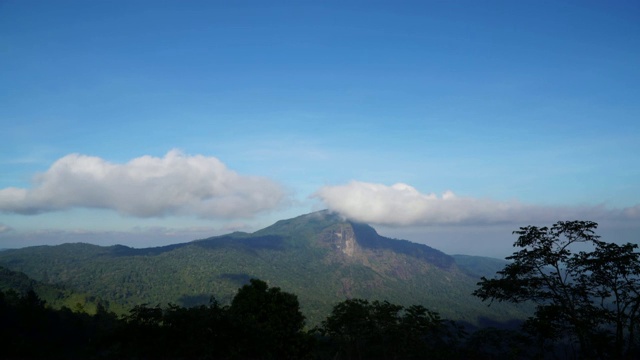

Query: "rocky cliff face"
<box><xmin>320</xmin><ymin>223</ymin><xmax>357</xmax><ymax>257</ymax></box>
<box><xmin>313</xmin><ymin>216</ymin><xmax>455</xmax><ymax>273</ymax></box>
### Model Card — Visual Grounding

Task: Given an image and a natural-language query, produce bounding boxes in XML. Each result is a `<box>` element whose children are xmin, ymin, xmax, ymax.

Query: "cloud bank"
<box><xmin>0</xmin><ymin>150</ymin><xmax>287</xmax><ymax>218</ymax></box>
<box><xmin>315</xmin><ymin>181</ymin><xmax>640</xmax><ymax>226</ymax></box>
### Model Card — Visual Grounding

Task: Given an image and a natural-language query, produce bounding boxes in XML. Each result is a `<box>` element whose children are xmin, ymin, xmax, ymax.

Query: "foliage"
<box><xmin>1</xmin><ymin>273</ymin><xmax>546</xmax><ymax>359</ymax></box>
<box><xmin>462</xmin><ymin>327</ymin><xmax>532</xmax><ymax>360</ymax></box>
<box><xmin>1</xmin><ymin>278</ymin><xmax>313</xmax><ymax>359</ymax></box>
<box><xmin>314</xmin><ymin>298</ymin><xmax>465</xmax><ymax>359</ymax></box>
<box><xmin>229</xmin><ymin>279</ymin><xmax>311</xmax><ymax>359</ymax></box>
<box><xmin>0</xmin><ymin>265</ymin><xmax>122</xmax><ymax>314</ymax></box>
<box><xmin>0</xmin><ymin>287</ymin><xmax>108</xmax><ymax>358</ymax></box>
<box><xmin>474</xmin><ymin>220</ymin><xmax>640</xmax><ymax>359</ymax></box>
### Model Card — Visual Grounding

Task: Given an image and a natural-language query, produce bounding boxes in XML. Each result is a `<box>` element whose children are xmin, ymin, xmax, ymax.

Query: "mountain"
<box><xmin>0</xmin><ymin>210</ymin><xmax>526</xmax><ymax>325</ymax></box>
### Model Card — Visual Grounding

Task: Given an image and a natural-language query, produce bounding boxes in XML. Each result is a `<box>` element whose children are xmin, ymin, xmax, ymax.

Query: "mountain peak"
<box><xmin>254</xmin><ymin>210</ymin><xmax>455</xmax><ymax>269</ymax></box>
<box><xmin>252</xmin><ymin>209</ymin><xmax>343</xmax><ymax>236</ymax></box>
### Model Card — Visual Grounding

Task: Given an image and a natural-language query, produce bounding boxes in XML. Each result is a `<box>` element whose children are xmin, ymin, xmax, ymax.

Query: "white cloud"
<box><xmin>622</xmin><ymin>205</ymin><xmax>640</xmax><ymax>219</ymax></box>
<box><xmin>0</xmin><ymin>150</ymin><xmax>288</xmax><ymax>218</ymax></box>
<box><xmin>0</xmin><ymin>223</ymin><xmax>13</xmax><ymax>234</ymax></box>
<box><xmin>314</xmin><ymin>181</ymin><xmax>640</xmax><ymax>226</ymax></box>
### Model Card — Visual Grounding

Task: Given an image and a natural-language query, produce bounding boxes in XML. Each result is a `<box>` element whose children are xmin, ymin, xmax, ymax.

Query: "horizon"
<box><xmin>1</xmin><ymin>1</ymin><xmax>639</xmax><ymax>257</ymax></box>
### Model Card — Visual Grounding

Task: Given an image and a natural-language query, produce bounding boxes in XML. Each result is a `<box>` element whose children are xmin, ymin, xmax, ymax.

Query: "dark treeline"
<box><xmin>2</xmin><ymin>279</ymin><xmax>530</xmax><ymax>360</ymax></box>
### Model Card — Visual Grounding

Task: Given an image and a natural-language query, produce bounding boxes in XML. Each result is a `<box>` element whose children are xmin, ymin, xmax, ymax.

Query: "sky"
<box><xmin>1</xmin><ymin>1</ymin><xmax>639</xmax><ymax>257</ymax></box>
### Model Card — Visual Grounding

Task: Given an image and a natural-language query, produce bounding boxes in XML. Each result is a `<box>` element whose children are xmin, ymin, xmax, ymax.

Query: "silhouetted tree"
<box><xmin>462</xmin><ymin>327</ymin><xmax>532</xmax><ymax>359</ymax></box>
<box><xmin>315</xmin><ymin>298</ymin><xmax>463</xmax><ymax>359</ymax></box>
<box><xmin>317</xmin><ymin>298</ymin><xmax>375</xmax><ymax>359</ymax></box>
<box><xmin>162</xmin><ymin>299</ymin><xmax>233</xmax><ymax>359</ymax></box>
<box><xmin>228</xmin><ymin>278</ymin><xmax>311</xmax><ymax>359</ymax></box>
<box><xmin>474</xmin><ymin>221</ymin><xmax>640</xmax><ymax>359</ymax></box>
<box><xmin>118</xmin><ymin>303</ymin><xmax>165</xmax><ymax>358</ymax></box>
<box><xmin>0</xmin><ymin>289</ymin><xmax>100</xmax><ymax>358</ymax></box>
<box><xmin>400</xmin><ymin>304</ymin><xmax>464</xmax><ymax>358</ymax></box>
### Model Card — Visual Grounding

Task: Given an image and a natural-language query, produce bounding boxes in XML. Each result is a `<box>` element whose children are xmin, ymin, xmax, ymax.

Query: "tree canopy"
<box><xmin>474</xmin><ymin>220</ymin><xmax>640</xmax><ymax>359</ymax></box>
<box><xmin>314</xmin><ymin>298</ymin><xmax>464</xmax><ymax>359</ymax></box>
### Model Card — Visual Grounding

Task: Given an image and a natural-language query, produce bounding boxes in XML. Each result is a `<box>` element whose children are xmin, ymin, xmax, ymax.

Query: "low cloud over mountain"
<box><xmin>315</xmin><ymin>181</ymin><xmax>640</xmax><ymax>226</ymax></box>
<box><xmin>0</xmin><ymin>150</ymin><xmax>287</xmax><ymax>218</ymax></box>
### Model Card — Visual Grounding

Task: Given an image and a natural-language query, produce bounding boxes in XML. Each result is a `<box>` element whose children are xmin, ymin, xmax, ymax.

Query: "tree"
<box><xmin>473</xmin><ymin>221</ymin><xmax>640</xmax><ymax>359</ymax></box>
<box><xmin>117</xmin><ymin>304</ymin><xmax>162</xmax><ymax>357</ymax></box>
<box><xmin>161</xmin><ymin>300</ymin><xmax>233</xmax><ymax>359</ymax></box>
<box><xmin>316</xmin><ymin>298</ymin><xmax>380</xmax><ymax>359</ymax></box>
<box><xmin>229</xmin><ymin>278</ymin><xmax>311</xmax><ymax>359</ymax></box>
<box><xmin>315</xmin><ymin>298</ymin><xmax>462</xmax><ymax>359</ymax></box>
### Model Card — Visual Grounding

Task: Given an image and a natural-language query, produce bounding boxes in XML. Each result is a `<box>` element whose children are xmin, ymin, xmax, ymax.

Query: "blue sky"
<box><xmin>1</xmin><ymin>1</ymin><xmax>639</xmax><ymax>256</ymax></box>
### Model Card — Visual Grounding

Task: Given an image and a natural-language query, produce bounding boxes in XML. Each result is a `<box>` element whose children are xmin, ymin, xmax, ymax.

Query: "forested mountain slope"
<box><xmin>0</xmin><ymin>210</ymin><xmax>526</xmax><ymax>325</ymax></box>
<box><xmin>0</xmin><ymin>265</ymin><xmax>127</xmax><ymax>313</ymax></box>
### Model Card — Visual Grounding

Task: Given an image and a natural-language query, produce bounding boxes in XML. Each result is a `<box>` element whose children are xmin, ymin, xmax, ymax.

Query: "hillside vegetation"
<box><xmin>0</xmin><ymin>210</ymin><xmax>527</xmax><ymax>325</ymax></box>
<box><xmin>1</xmin><ymin>277</ymin><xmax>529</xmax><ymax>359</ymax></box>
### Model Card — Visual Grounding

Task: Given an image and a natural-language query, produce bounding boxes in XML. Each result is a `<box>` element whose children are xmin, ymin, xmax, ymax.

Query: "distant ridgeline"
<box><xmin>0</xmin><ymin>210</ymin><xmax>524</xmax><ymax>326</ymax></box>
